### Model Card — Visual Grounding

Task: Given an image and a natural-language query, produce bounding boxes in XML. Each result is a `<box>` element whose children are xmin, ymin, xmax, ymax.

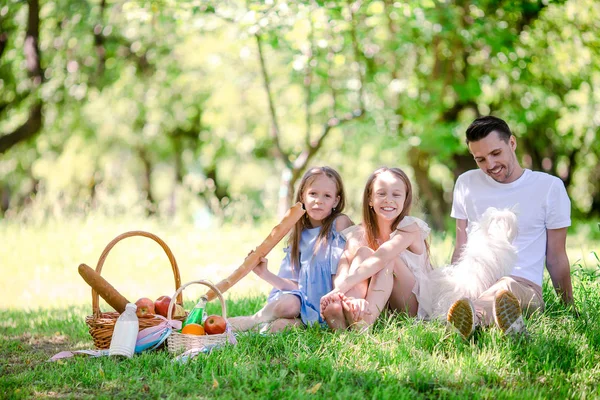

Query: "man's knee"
<box><xmin>495</xmin><ymin>276</ymin><xmax>514</xmax><ymax>292</ymax></box>
<box><xmin>272</xmin><ymin>295</ymin><xmax>301</xmax><ymax>319</ymax></box>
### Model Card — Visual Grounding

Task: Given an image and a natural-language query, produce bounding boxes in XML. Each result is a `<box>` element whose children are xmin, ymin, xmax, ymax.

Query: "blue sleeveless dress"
<box><xmin>267</xmin><ymin>222</ymin><xmax>346</xmax><ymax>326</ymax></box>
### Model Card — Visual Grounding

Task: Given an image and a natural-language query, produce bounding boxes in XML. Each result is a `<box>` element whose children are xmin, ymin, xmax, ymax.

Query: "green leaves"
<box><xmin>1</xmin><ymin>0</ymin><xmax>599</xmax><ymax>221</ymax></box>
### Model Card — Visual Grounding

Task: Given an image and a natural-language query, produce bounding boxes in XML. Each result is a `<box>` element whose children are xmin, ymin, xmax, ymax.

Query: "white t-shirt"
<box><xmin>451</xmin><ymin>169</ymin><xmax>571</xmax><ymax>287</ymax></box>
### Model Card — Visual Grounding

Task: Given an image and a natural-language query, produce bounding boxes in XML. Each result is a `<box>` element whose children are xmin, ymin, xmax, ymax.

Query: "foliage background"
<box><xmin>1</xmin><ymin>3</ymin><xmax>600</xmax><ymax>397</ymax></box>
<box><xmin>1</xmin><ymin>0</ymin><xmax>599</xmax><ymax>231</ymax></box>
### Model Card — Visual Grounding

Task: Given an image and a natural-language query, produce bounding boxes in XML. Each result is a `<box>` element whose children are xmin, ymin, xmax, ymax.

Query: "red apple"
<box><xmin>154</xmin><ymin>295</ymin><xmax>171</xmax><ymax>317</ymax></box>
<box><xmin>135</xmin><ymin>297</ymin><xmax>155</xmax><ymax>318</ymax></box>
<box><xmin>203</xmin><ymin>315</ymin><xmax>227</xmax><ymax>335</ymax></box>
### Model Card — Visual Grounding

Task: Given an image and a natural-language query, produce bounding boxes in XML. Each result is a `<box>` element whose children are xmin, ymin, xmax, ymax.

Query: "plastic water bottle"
<box><xmin>109</xmin><ymin>303</ymin><xmax>139</xmax><ymax>358</ymax></box>
<box><xmin>182</xmin><ymin>296</ymin><xmax>207</xmax><ymax>328</ymax></box>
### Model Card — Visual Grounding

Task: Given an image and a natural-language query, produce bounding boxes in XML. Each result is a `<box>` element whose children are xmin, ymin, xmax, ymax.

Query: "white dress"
<box><xmin>342</xmin><ymin>216</ymin><xmax>433</xmax><ymax>318</ymax></box>
<box><xmin>390</xmin><ymin>216</ymin><xmax>433</xmax><ymax>319</ymax></box>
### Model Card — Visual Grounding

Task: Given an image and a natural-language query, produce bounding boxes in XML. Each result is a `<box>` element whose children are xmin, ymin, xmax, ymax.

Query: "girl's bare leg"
<box><xmin>341</xmin><ymin>246</ymin><xmax>395</xmax><ymax>328</ymax></box>
<box><xmin>345</xmin><ymin>246</ymin><xmax>373</xmax><ymax>300</ymax></box>
<box><xmin>228</xmin><ymin>294</ymin><xmax>301</xmax><ymax>332</ymax></box>
<box><xmin>388</xmin><ymin>257</ymin><xmax>418</xmax><ymax>316</ymax></box>
<box><xmin>265</xmin><ymin>318</ymin><xmax>304</xmax><ymax>333</ymax></box>
<box><xmin>323</xmin><ymin>247</ymin><xmax>373</xmax><ymax>330</ymax></box>
<box><xmin>346</xmin><ymin>264</ymin><xmax>394</xmax><ymax>326</ymax></box>
<box><xmin>323</xmin><ymin>247</ymin><xmax>372</xmax><ymax>330</ymax></box>
<box><xmin>343</xmin><ymin>257</ymin><xmax>417</xmax><ymax>328</ymax></box>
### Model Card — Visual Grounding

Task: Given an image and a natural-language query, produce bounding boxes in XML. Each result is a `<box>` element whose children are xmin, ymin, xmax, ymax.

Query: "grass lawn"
<box><xmin>1</xmin><ymin>217</ymin><xmax>599</xmax><ymax>399</ymax></box>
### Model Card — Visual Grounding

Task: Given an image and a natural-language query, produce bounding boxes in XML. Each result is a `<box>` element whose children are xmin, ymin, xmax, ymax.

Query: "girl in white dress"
<box><xmin>320</xmin><ymin>167</ymin><xmax>432</xmax><ymax>330</ymax></box>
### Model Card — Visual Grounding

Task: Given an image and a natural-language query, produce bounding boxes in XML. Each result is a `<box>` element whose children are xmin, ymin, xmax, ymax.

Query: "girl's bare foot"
<box><xmin>322</xmin><ymin>293</ymin><xmax>348</xmax><ymax>330</ymax></box>
<box><xmin>342</xmin><ymin>298</ymin><xmax>373</xmax><ymax>332</ymax></box>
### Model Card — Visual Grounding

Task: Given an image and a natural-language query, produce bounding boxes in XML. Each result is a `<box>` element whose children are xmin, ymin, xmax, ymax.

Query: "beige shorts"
<box><xmin>473</xmin><ymin>275</ymin><xmax>544</xmax><ymax>326</ymax></box>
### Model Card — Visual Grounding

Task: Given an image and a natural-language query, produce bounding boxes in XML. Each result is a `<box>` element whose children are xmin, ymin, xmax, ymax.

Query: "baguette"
<box><xmin>204</xmin><ymin>202</ymin><xmax>305</xmax><ymax>301</ymax></box>
<box><xmin>78</xmin><ymin>263</ymin><xmax>130</xmax><ymax>313</ymax></box>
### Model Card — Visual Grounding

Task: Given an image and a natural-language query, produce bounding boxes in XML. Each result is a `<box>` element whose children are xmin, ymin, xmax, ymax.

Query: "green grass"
<box><xmin>1</xmin><ymin>217</ymin><xmax>599</xmax><ymax>398</ymax></box>
<box><xmin>1</xmin><ymin>284</ymin><xmax>599</xmax><ymax>399</ymax></box>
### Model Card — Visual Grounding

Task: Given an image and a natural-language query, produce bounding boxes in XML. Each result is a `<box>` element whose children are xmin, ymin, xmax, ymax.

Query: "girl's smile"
<box><xmin>370</xmin><ymin>171</ymin><xmax>406</xmax><ymax>222</ymax></box>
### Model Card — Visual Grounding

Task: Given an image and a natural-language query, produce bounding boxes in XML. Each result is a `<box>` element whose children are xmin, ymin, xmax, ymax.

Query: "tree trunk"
<box><xmin>0</xmin><ymin>184</ymin><xmax>9</xmax><ymax>215</ymax></box>
<box><xmin>0</xmin><ymin>0</ymin><xmax>43</xmax><ymax>154</ymax></box>
<box><xmin>137</xmin><ymin>148</ymin><xmax>156</xmax><ymax>216</ymax></box>
<box><xmin>169</xmin><ymin>136</ymin><xmax>184</xmax><ymax>217</ymax></box>
<box><xmin>277</xmin><ymin>168</ymin><xmax>294</xmax><ymax>217</ymax></box>
<box><xmin>451</xmin><ymin>153</ymin><xmax>475</xmax><ymax>181</ymax></box>
<box><xmin>588</xmin><ymin>161</ymin><xmax>600</xmax><ymax>217</ymax></box>
<box><xmin>408</xmin><ymin>148</ymin><xmax>447</xmax><ymax>231</ymax></box>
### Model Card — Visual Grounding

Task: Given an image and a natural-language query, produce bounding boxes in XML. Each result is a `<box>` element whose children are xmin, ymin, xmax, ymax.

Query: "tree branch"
<box><xmin>0</xmin><ymin>32</ymin><xmax>7</xmax><ymax>60</ymax></box>
<box><xmin>0</xmin><ymin>103</ymin><xmax>42</xmax><ymax>154</ymax></box>
<box><xmin>291</xmin><ymin>1</ymin><xmax>366</xmax><ymax>172</ymax></box>
<box><xmin>93</xmin><ymin>0</ymin><xmax>107</xmax><ymax>81</ymax></box>
<box><xmin>293</xmin><ymin>109</ymin><xmax>364</xmax><ymax>172</ymax></box>
<box><xmin>25</xmin><ymin>0</ymin><xmax>42</xmax><ymax>84</ymax></box>
<box><xmin>348</xmin><ymin>0</ymin><xmax>365</xmax><ymax>111</ymax></box>
<box><xmin>304</xmin><ymin>9</ymin><xmax>314</xmax><ymax>149</ymax></box>
<box><xmin>255</xmin><ymin>32</ymin><xmax>291</xmax><ymax>169</ymax></box>
<box><xmin>114</xmin><ymin>35</ymin><xmax>153</xmax><ymax>75</ymax></box>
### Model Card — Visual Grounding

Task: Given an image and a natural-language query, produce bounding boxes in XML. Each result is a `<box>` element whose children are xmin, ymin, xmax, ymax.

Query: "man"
<box><xmin>447</xmin><ymin>115</ymin><xmax>575</xmax><ymax>339</ymax></box>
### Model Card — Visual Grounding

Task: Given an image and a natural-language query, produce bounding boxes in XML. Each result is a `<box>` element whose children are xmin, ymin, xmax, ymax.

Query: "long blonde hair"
<box><xmin>289</xmin><ymin>166</ymin><xmax>346</xmax><ymax>272</ymax></box>
<box><xmin>362</xmin><ymin>167</ymin><xmax>413</xmax><ymax>250</ymax></box>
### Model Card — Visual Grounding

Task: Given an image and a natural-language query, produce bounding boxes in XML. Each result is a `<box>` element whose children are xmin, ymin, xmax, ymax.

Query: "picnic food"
<box><xmin>82</xmin><ymin>230</ymin><xmax>185</xmax><ymax>350</ymax></box>
<box><xmin>204</xmin><ymin>315</ymin><xmax>227</xmax><ymax>335</ymax></box>
<box><xmin>173</xmin><ymin>304</ymin><xmax>186</xmax><ymax>318</ymax></box>
<box><xmin>182</xmin><ymin>296</ymin><xmax>207</xmax><ymax>328</ymax></box>
<box><xmin>181</xmin><ymin>323</ymin><xmax>205</xmax><ymax>335</ymax></box>
<box><xmin>78</xmin><ymin>263</ymin><xmax>130</xmax><ymax>313</ymax></box>
<box><xmin>203</xmin><ymin>202</ymin><xmax>306</xmax><ymax>301</ymax></box>
<box><xmin>154</xmin><ymin>295</ymin><xmax>171</xmax><ymax>317</ymax></box>
<box><xmin>135</xmin><ymin>297</ymin><xmax>155</xmax><ymax>318</ymax></box>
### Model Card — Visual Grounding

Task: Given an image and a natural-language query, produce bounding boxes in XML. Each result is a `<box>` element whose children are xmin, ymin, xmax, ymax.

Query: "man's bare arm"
<box><xmin>546</xmin><ymin>227</ymin><xmax>575</xmax><ymax>307</ymax></box>
<box><xmin>451</xmin><ymin>219</ymin><xmax>468</xmax><ymax>263</ymax></box>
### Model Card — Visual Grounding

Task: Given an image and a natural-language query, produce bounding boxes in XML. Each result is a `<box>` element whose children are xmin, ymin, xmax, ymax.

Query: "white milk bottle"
<box><xmin>109</xmin><ymin>303</ymin><xmax>139</xmax><ymax>358</ymax></box>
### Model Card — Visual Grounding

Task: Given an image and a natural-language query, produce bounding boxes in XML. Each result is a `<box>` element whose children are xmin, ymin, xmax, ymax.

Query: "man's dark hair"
<box><xmin>466</xmin><ymin>116</ymin><xmax>512</xmax><ymax>143</ymax></box>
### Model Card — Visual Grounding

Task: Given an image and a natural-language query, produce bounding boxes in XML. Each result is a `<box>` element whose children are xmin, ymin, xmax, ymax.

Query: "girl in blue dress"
<box><xmin>229</xmin><ymin>166</ymin><xmax>353</xmax><ymax>332</ymax></box>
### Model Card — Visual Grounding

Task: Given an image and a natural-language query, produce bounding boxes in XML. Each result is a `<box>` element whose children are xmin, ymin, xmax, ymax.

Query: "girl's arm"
<box><xmin>252</xmin><ymin>255</ymin><xmax>299</xmax><ymax>291</ymax></box>
<box><xmin>335</xmin><ymin>214</ymin><xmax>354</xmax><ymax>232</ymax></box>
<box><xmin>331</xmin><ymin>225</ymin><xmax>361</xmax><ymax>289</ymax></box>
<box><xmin>332</xmin><ymin>248</ymin><xmax>354</xmax><ymax>289</ymax></box>
<box><xmin>336</xmin><ymin>226</ymin><xmax>420</xmax><ymax>294</ymax></box>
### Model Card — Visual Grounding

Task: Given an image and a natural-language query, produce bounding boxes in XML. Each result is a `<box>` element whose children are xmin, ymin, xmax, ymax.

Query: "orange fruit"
<box><xmin>181</xmin><ymin>323</ymin><xmax>205</xmax><ymax>335</ymax></box>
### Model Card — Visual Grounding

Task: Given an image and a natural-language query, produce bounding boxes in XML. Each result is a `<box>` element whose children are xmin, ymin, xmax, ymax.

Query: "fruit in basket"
<box><xmin>154</xmin><ymin>295</ymin><xmax>171</xmax><ymax>317</ymax></box>
<box><xmin>181</xmin><ymin>323</ymin><xmax>205</xmax><ymax>335</ymax></box>
<box><xmin>204</xmin><ymin>315</ymin><xmax>227</xmax><ymax>335</ymax></box>
<box><xmin>135</xmin><ymin>297</ymin><xmax>155</xmax><ymax>318</ymax></box>
<box><xmin>173</xmin><ymin>304</ymin><xmax>186</xmax><ymax>318</ymax></box>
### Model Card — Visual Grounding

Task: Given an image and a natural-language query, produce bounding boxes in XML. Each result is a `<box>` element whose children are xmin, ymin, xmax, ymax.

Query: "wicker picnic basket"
<box><xmin>166</xmin><ymin>280</ymin><xmax>230</xmax><ymax>354</ymax></box>
<box><xmin>84</xmin><ymin>231</ymin><xmax>185</xmax><ymax>349</ymax></box>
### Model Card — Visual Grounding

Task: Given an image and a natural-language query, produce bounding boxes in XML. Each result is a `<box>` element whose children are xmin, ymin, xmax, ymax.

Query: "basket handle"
<box><xmin>166</xmin><ymin>280</ymin><xmax>227</xmax><ymax>321</ymax></box>
<box><xmin>92</xmin><ymin>230</ymin><xmax>183</xmax><ymax>316</ymax></box>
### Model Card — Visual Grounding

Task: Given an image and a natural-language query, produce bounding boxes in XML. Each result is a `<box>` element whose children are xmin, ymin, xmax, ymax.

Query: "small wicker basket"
<box><xmin>166</xmin><ymin>280</ymin><xmax>231</xmax><ymax>355</ymax></box>
<box><xmin>84</xmin><ymin>231</ymin><xmax>185</xmax><ymax>349</ymax></box>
